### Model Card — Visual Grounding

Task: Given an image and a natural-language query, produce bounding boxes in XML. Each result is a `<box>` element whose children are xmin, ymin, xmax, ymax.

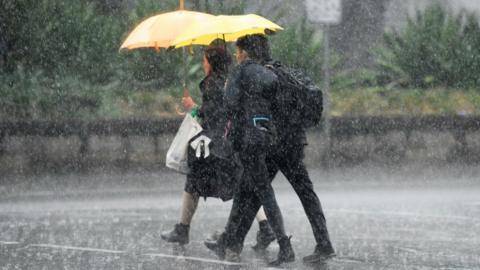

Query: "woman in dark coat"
<box><xmin>161</xmin><ymin>43</ymin><xmax>237</xmax><ymax>245</ymax></box>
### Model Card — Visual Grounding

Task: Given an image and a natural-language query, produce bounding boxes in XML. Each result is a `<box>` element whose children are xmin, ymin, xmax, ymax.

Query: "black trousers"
<box><xmin>233</xmin><ymin>144</ymin><xmax>333</xmax><ymax>249</ymax></box>
<box><xmin>223</xmin><ymin>147</ymin><xmax>287</xmax><ymax>250</ymax></box>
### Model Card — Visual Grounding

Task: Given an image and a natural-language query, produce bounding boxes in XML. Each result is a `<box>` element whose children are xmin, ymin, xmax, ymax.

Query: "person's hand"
<box><xmin>182</xmin><ymin>96</ymin><xmax>195</xmax><ymax>110</ymax></box>
<box><xmin>182</xmin><ymin>95</ymin><xmax>196</xmax><ymax>110</ymax></box>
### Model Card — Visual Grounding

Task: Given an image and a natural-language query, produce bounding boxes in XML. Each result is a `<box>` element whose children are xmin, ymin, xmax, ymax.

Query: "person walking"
<box><xmin>161</xmin><ymin>43</ymin><xmax>234</xmax><ymax>245</ymax></box>
<box><xmin>161</xmin><ymin>40</ymin><xmax>275</xmax><ymax>247</ymax></box>
<box><xmin>206</xmin><ymin>34</ymin><xmax>295</xmax><ymax>265</ymax></box>
<box><xmin>263</xmin><ymin>34</ymin><xmax>336</xmax><ymax>263</ymax></box>
<box><xmin>205</xmin><ymin>34</ymin><xmax>335</xmax><ymax>264</ymax></box>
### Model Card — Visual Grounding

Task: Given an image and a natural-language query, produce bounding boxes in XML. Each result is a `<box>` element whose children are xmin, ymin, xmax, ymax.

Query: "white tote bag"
<box><xmin>166</xmin><ymin>114</ymin><xmax>203</xmax><ymax>174</ymax></box>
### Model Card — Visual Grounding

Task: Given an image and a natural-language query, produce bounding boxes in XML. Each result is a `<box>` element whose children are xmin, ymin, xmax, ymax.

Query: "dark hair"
<box><xmin>204</xmin><ymin>46</ymin><xmax>231</xmax><ymax>74</ymax></box>
<box><xmin>208</xmin><ymin>38</ymin><xmax>226</xmax><ymax>50</ymax></box>
<box><xmin>235</xmin><ymin>34</ymin><xmax>271</xmax><ymax>62</ymax></box>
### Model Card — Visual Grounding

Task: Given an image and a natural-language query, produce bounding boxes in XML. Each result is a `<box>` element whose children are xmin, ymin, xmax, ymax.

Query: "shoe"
<box><xmin>204</xmin><ymin>232</ymin><xmax>226</xmax><ymax>259</ymax></box>
<box><xmin>268</xmin><ymin>236</ymin><xmax>295</xmax><ymax>266</ymax></box>
<box><xmin>302</xmin><ymin>244</ymin><xmax>336</xmax><ymax>264</ymax></box>
<box><xmin>206</xmin><ymin>230</ymin><xmax>223</xmax><ymax>242</ymax></box>
<box><xmin>160</xmin><ymin>223</ymin><xmax>189</xmax><ymax>245</ymax></box>
<box><xmin>225</xmin><ymin>247</ymin><xmax>241</xmax><ymax>262</ymax></box>
<box><xmin>252</xmin><ymin>220</ymin><xmax>276</xmax><ymax>251</ymax></box>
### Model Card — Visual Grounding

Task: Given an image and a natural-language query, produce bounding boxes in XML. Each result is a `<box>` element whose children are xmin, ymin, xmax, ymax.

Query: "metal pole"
<box><xmin>322</xmin><ymin>24</ymin><xmax>331</xmax><ymax>169</ymax></box>
<box><xmin>182</xmin><ymin>47</ymin><xmax>187</xmax><ymax>90</ymax></box>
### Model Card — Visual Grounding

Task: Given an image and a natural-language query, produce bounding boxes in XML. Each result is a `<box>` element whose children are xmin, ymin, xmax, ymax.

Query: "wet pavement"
<box><xmin>1</xmin><ymin>166</ymin><xmax>480</xmax><ymax>269</ymax></box>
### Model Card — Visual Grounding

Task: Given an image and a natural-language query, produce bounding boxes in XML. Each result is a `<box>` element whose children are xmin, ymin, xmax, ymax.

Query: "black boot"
<box><xmin>224</xmin><ymin>244</ymin><xmax>243</xmax><ymax>262</ymax></box>
<box><xmin>161</xmin><ymin>223</ymin><xmax>189</xmax><ymax>245</ymax></box>
<box><xmin>204</xmin><ymin>232</ymin><xmax>227</xmax><ymax>259</ymax></box>
<box><xmin>268</xmin><ymin>236</ymin><xmax>295</xmax><ymax>266</ymax></box>
<box><xmin>302</xmin><ymin>244</ymin><xmax>335</xmax><ymax>264</ymax></box>
<box><xmin>252</xmin><ymin>220</ymin><xmax>276</xmax><ymax>251</ymax></box>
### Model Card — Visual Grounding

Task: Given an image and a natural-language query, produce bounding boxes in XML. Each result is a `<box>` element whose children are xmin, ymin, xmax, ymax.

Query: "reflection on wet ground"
<box><xmin>1</xmin><ymin>167</ymin><xmax>480</xmax><ymax>269</ymax></box>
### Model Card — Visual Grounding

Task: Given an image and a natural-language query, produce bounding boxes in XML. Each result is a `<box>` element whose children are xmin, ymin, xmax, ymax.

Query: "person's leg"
<box><xmin>251</xmin><ymin>206</ymin><xmax>275</xmax><ymax>250</ymax></box>
<box><xmin>214</xmin><ymin>149</ymin><xmax>279</xmax><ymax>250</ymax></box>
<box><xmin>180</xmin><ymin>191</ymin><xmax>200</xmax><ymax>225</ymax></box>
<box><xmin>241</xmin><ymin>151</ymin><xmax>285</xmax><ymax>239</ymax></box>
<box><xmin>220</xmin><ymin>151</ymin><xmax>274</xmax><ymax>247</ymax></box>
<box><xmin>206</xmin><ymin>151</ymin><xmax>285</xmax><ymax>262</ymax></box>
<box><xmin>249</xmin><ymin>150</ymin><xmax>281</xmax><ymax>249</ymax></box>
<box><xmin>279</xmin><ymin>146</ymin><xmax>335</xmax><ymax>262</ymax></box>
<box><xmin>230</xmin><ymin>200</ymin><xmax>262</xmax><ymax>248</ymax></box>
<box><xmin>255</xmin><ymin>206</ymin><xmax>267</xmax><ymax>222</ymax></box>
<box><xmin>206</xmin><ymin>187</ymin><xmax>258</xmax><ymax>261</ymax></box>
<box><xmin>206</xmin><ymin>201</ymin><xmax>265</xmax><ymax>248</ymax></box>
<box><xmin>222</xmin><ymin>189</ymin><xmax>253</xmax><ymax>249</ymax></box>
<box><xmin>161</xmin><ymin>191</ymin><xmax>199</xmax><ymax>245</ymax></box>
<box><xmin>244</xmin><ymin>151</ymin><xmax>294</xmax><ymax>265</ymax></box>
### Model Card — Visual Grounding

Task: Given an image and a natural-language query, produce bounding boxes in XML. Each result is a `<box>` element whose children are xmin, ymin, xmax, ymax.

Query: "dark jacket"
<box><xmin>224</xmin><ymin>59</ymin><xmax>278</xmax><ymax>152</ymax></box>
<box><xmin>198</xmin><ymin>72</ymin><xmax>227</xmax><ymax>134</ymax></box>
<box><xmin>185</xmin><ymin>71</ymin><xmax>240</xmax><ymax>201</ymax></box>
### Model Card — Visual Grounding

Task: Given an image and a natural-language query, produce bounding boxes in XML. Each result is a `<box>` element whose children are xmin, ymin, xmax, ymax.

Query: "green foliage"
<box><xmin>270</xmin><ymin>19</ymin><xmax>329</xmax><ymax>83</ymax></box>
<box><xmin>331</xmin><ymin>87</ymin><xmax>480</xmax><ymax>116</ymax></box>
<box><xmin>0</xmin><ymin>0</ymin><xmax>212</xmax><ymax>119</ymax></box>
<box><xmin>6</xmin><ymin>0</ymin><xmax>479</xmax><ymax>119</ymax></box>
<box><xmin>206</xmin><ymin>1</ymin><xmax>247</xmax><ymax>15</ymax></box>
<box><xmin>1</xmin><ymin>0</ymin><xmax>125</xmax><ymax>84</ymax></box>
<box><xmin>375</xmin><ymin>4</ymin><xmax>480</xmax><ymax>89</ymax></box>
<box><xmin>0</xmin><ymin>67</ymin><xmax>104</xmax><ymax>120</ymax></box>
<box><xmin>332</xmin><ymin>68</ymin><xmax>379</xmax><ymax>90</ymax></box>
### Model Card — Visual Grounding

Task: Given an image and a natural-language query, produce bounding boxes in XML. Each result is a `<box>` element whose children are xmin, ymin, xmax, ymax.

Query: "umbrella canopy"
<box><xmin>172</xmin><ymin>14</ymin><xmax>283</xmax><ymax>48</ymax></box>
<box><xmin>120</xmin><ymin>10</ymin><xmax>215</xmax><ymax>50</ymax></box>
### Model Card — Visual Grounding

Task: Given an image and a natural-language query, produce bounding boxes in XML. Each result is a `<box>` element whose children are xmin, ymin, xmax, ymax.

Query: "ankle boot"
<box><xmin>302</xmin><ymin>244</ymin><xmax>336</xmax><ymax>264</ymax></box>
<box><xmin>206</xmin><ymin>230</ymin><xmax>224</xmax><ymax>242</ymax></box>
<box><xmin>269</xmin><ymin>236</ymin><xmax>295</xmax><ymax>266</ymax></box>
<box><xmin>161</xmin><ymin>223</ymin><xmax>189</xmax><ymax>245</ymax></box>
<box><xmin>204</xmin><ymin>231</ymin><xmax>227</xmax><ymax>259</ymax></box>
<box><xmin>252</xmin><ymin>220</ymin><xmax>275</xmax><ymax>251</ymax></box>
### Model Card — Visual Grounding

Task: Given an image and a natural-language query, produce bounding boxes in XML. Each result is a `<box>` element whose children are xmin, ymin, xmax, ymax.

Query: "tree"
<box><xmin>330</xmin><ymin>0</ymin><xmax>392</xmax><ymax>70</ymax></box>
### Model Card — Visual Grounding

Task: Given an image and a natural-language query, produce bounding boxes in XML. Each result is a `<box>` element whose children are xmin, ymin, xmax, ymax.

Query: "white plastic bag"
<box><xmin>166</xmin><ymin>114</ymin><xmax>203</xmax><ymax>174</ymax></box>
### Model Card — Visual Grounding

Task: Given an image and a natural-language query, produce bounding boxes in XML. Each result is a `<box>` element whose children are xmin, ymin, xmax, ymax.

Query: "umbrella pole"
<box><xmin>321</xmin><ymin>24</ymin><xmax>331</xmax><ymax>169</ymax></box>
<box><xmin>182</xmin><ymin>47</ymin><xmax>187</xmax><ymax>90</ymax></box>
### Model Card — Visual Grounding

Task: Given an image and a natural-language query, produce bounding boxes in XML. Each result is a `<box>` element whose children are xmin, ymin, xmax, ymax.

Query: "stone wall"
<box><xmin>1</xmin><ymin>116</ymin><xmax>480</xmax><ymax>176</ymax></box>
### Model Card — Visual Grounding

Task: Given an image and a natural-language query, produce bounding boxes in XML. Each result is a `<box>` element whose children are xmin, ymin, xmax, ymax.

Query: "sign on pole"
<box><xmin>306</xmin><ymin>0</ymin><xmax>342</xmax><ymax>25</ymax></box>
<box><xmin>305</xmin><ymin>0</ymin><xmax>342</xmax><ymax>168</ymax></box>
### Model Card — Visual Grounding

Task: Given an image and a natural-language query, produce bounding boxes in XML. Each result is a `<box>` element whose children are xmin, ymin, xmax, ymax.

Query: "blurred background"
<box><xmin>1</xmin><ymin>0</ymin><xmax>480</xmax><ymax>175</ymax></box>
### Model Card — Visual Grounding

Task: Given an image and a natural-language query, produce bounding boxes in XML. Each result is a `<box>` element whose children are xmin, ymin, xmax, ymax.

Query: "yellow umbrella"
<box><xmin>172</xmin><ymin>14</ymin><xmax>283</xmax><ymax>48</ymax></box>
<box><xmin>120</xmin><ymin>9</ymin><xmax>215</xmax><ymax>50</ymax></box>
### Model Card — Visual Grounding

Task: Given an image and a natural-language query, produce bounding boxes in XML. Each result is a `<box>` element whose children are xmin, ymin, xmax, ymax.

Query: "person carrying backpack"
<box><xmin>262</xmin><ymin>33</ymin><xmax>336</xmax><ymax>263</ymax></box>
<box><xmin>206</xmin><ymin>34</ymin><xmax>295</xmax><ymax>265</ymax></box>
<box><xmin>205</xmin><ymin>34</ymin><xmax>335</xmax><ymax>264</ymax></box>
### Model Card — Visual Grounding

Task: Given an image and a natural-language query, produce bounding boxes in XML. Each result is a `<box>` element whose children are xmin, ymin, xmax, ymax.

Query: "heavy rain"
<box><xmin>1</xmin><ymin>0</ymin><xmax>480</xmax><ymax>269</ymax></box>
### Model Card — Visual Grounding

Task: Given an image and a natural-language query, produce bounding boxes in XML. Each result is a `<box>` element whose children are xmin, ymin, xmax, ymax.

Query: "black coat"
<box><xmin>185</xmin><ymin>72</ymin><xmax>240</xmax><ymax>201</ymax></box>
<box><xmin>198</xmin><ymin>73</ymin><xmax>227</xmax><ymax>135</ymax></box>
<box><xmin>224</xmin><ymin>59</ymin><xmax>278</xmax><ymax>152</ymax></box>
<box><xmin>197</xmin><ymin>73</ymin><xmax>233</xmax><ymax>159</ymax></box>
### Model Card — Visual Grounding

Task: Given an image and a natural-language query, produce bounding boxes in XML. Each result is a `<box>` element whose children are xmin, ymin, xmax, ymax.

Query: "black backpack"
<box><xmin>265</xmin><ymin>61</ymin><xmax>323</xmax><ymax>129</ymax></box>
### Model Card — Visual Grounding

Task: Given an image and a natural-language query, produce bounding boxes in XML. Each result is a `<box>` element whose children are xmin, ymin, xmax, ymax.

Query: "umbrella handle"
<box><xmin>175</xmin><ymin>104</ymin><xmax>186</xmax><ymax>116</ymax></box>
